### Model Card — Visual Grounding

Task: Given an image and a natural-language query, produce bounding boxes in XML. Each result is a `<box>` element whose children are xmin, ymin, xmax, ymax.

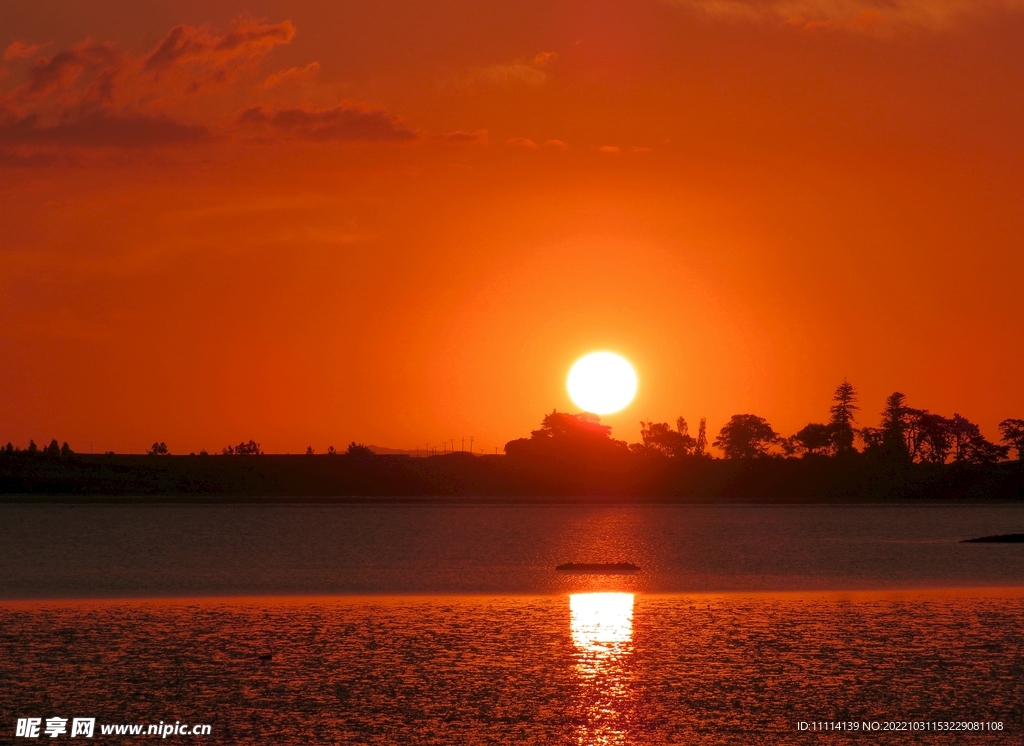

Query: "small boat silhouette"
<box><xmin>555</xmin><ymin>562</ymin><xmax>640</xmax><ymax>574</ymax></box>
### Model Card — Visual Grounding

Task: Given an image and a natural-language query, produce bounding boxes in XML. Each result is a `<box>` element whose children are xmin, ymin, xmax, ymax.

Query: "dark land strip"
<box><xmin>2</xmin><ymin>452</ymin><xmax>1022</xmax><ymax>502</ymax></box>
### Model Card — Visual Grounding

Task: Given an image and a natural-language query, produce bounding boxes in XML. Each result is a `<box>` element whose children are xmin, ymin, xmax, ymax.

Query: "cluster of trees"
<box><xmin>634</xmin><ymin>417</ymin><xmax>708</xmax><ymax>457</ymax></box>
<box><xmin>2</xmin><ymin>440</ymin><xmax>73</xmax><ymax>457</ymax></box>
<box><xmin>859</xmin><ymin>394</ymin><xmax>1020</xmax><ymax>465</ymax></box>
<box><xmin>4</xmin><ymin>438</ymin><xmax>381</xmax><ymax>458</ymax></box>
<box><xmin>504</xmin><ymin>380</ymin><xmax>1023</xmax><ymax>466</ymax></box>
<box><xmin>505</xmin><ymin>411</ymin><xmax>630</xmax><ymax>460</ymax></box>
<box><xmin>147</xmin><ymin>440</ymin><xmax>263</xmax><ymax>456</ymax></box>
<box><xmin>304</xmin><ymin>443</ymin><xmax>374</xmax><ymax>456</ymax></box>
<box><xmin>221</xmin><ymin>440</ymin><xmax>263</xmax><ymax>456</ymax></box>
<box><xmin>6</xmin><ymin>383</ymin><xmax>1021</xmax><ymax>467</ymax></box>
<box><xmin>707</xmin><ymin>381</ymin><xmax>1023</xmax><ymax>464</ymax></box>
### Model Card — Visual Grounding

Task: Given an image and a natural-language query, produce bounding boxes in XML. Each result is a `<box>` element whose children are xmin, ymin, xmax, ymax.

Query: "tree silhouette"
<box><xmin>999</xmin><ymin>419</ymin><xmax>1024</xmax><ymax>461</ymax></box>
<box><xmin>789</xmin><ymin>423</ymin><xmax>834</xmax><ymax>456</ymax></box>
<box><xmin>713</xmin><ymin>414</ymin><xmax>780</xmax><ymax>459</ymax></box>
<box><xmin>533</xmin><ymin>410</ymin><xmax>613</xmax><ymax>441</ymax></box>
<box><xmin>223</xmin><ymin>440</ymin><xmax>262</xmax><ymax>456</ymax></box>
<box><xmin>862</xmin><ymin>392</ymin><xmax>912</xmax><ymax>461</ymax></box>
<box><xmin>147</xmin><ymin>442</ymin><xmax>169</xmax><ymax>456</ymax></box>
<box><xmin>879</xmin><ymin>392</ymin><xmax>911</xmax><ymax>459</ymax></box>
<box><xmin>327</xmin><ymin>445</ymin><xmax>337</xmax><ymax>455</ymax></box>
<box><xmin>60</xmin><ymin>442</ymin><xmax>73</xmax><ymax>457</ymax></box>
<box><xmin>695</xmin><ymin>418</ymin><xmax>708</xmax><ymax>457</ymax></box>
<box><xmin>505</xmin><ymin>410</ymin><xmax>629</xmax><ymax>460</ymax></box>
<box><xmin>948</xmin><ymin>414</ymin><xmax>1007</xmax><ymax>464</ymax></box>
<box><xmin>346</xmin><ymin>442</ymin><xmax>374</xmax><ymax>457</ymax></box>
<box><xmin>636</xmin><ymin>418</ymin><xmax>695</xmax><ymax>457</ymax></box>
<box><xmin>828</xmin><ymin>379</ymin><xmax>859</xmax><ymax>454</ymax></box>
<box><xmin>915</xmin><ymin>412</ymin><xmax>953</xmax><ymax>464</ymax></box>
<box><xmin>305</xmin><ymin>446</ymin><xmax>315</xmax><ymax>455</ymax></box>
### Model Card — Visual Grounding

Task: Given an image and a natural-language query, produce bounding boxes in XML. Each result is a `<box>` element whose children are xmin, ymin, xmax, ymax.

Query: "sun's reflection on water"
<box><xmin>570</xmin><ymin>592</ymin><xmax>634</xmax><ymax>653</ymax></box>
<box><xmin>569</xmin><ymin>593</ymin><xmax>635</xmax><ymax>746</ymax></box>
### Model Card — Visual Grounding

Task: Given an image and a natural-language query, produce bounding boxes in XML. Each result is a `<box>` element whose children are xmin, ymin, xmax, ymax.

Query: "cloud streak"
<box><xmin>263</xmin><ymin>62</ymin><xmax>320</xmax><ymax>88</ymax></box>
<box><xmin>432</xmin><ymin>129</ymin><xmax>489</xmax><ymax>145</ymax></box>
<box><xmin>144</xmin><ymin>19</ymin><xmax>296</xmax><ymax>72</ymax></box>
<box><xmin>239</xmin><ymin>104</ymin><xmax>418</xmax><ymax>143</ymax></box>
<box><xmin>4</xmin><ymin>41</ymin><xmax>50</xmax><ymax>61</ymax></box>
<box><xmin>672</xmin><ymin>0</ymin><xmax>1024</xmax><ymax>31</ymax></box>
<box><xmin>0</xmin><ymin>111</ymin><xmax>208</xmax><ymax>148</ymax></box>
<box><xmin>465</xmin><ymin>52</ymin><xmax>558</xmax><ymax>87</ymax></box>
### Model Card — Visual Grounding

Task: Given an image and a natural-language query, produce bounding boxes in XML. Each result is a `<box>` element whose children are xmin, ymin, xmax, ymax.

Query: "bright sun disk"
<box><xmin>567</xmin><ymin>352</ymin><xmax>637</xmax><ymax>415</ymax></box>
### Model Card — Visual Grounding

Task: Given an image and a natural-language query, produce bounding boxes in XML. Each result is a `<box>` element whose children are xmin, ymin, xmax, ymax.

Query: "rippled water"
<box><xmin>2</xmin><ymin>593</ymin><xmax>1022</xmax><ymax>744</ymax></box>
<box><xmin>3</xmin><ymin>504</ymin><xmax>1024</xmax><ymax>743</ymax></box>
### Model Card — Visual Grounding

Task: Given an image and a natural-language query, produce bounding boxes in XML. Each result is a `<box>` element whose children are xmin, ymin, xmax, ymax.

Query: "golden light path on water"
<box><xmin>569</xmin><ymin>593</ymin><xmax>635</xmax><ymax>746</ymax></box>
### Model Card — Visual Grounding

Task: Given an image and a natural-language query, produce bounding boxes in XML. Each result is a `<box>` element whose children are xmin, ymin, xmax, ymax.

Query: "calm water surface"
<box><xmin>3</xmin><ymin>504</ymin><xmax>1023</xmax><ymax>743</ymax></box>
<box><xmin>3</xmin><ymin>503</ymin><xmax>1024</xmax><ymax>596</ymax></box>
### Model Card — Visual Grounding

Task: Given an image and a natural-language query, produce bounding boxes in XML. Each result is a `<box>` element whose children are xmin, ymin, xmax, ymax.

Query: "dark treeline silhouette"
<box><xmin>2</xmin><ymin>439</ymin><xmax>73</xmax><ymax>458</ymax></box>
<box><xmin>1</xmin><ymin>381</ymin><xmax>1022</xmax><ymax>500</ymax></box>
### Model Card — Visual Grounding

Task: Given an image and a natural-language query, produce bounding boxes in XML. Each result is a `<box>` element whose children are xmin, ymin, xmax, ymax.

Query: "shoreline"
<box><xmin>2</xmin><ymin>494</ymin><xmax>1023</xmax><ymax>505</ymax></box>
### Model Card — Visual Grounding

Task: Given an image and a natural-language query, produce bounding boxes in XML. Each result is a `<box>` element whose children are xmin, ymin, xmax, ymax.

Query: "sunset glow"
<box><xmin>0</xmin><ymin>2</ymin><xmax>1021</xmax><ymax>453</ymax></box>
<box><xmin>3</xmin><ymin>3</ymin><xmax>1023</xmax><ymax>743</ymax></box>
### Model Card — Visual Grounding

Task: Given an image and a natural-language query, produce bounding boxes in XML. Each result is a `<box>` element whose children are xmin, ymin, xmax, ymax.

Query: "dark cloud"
<box><xmin>240</xmin><ymin>104</ymin><xmax>418</xmax><ymax>143</ymax></box>
<box><xmin>18</xmin><ymin>43</ymin><xmax>120</xmax><ymax>101</ymax></box>
<box><xmin>144</xmin><ymin>26</ymin><xmax>200</xmax><ymax>72</ymax></box>
<box><xmin>0</xmin><ymin>111</ymin><xmax>207</xmax><ymax>148</ymax></box>
<box><xmin>144</xmin><ymin>19</ymin><xmax>296</xmax><ymax>72</ymax></box>
<box><xmin>0</xmin><ymin>20</ymin><xmax>434</xmax><ymax>157</ymax></box>
<box><xmin>216</xmin><ymin>19</ymin><xmax>296</xmax><ymax>54</ymax></box>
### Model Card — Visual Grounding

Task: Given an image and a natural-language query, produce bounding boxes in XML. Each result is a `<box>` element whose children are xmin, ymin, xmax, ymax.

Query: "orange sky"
<box><xmin>1</xmin><ymin>0</ymin><xmax>1022</xmax><ymax>454</ymax></box>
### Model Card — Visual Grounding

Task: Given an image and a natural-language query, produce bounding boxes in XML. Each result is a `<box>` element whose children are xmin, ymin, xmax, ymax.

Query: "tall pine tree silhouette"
<box><xmin>829</xmin><ymin>379</ymin><xmax>859</xmax><ymax>454</ymax></box>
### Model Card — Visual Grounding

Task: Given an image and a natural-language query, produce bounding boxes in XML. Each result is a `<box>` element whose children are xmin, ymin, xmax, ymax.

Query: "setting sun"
<box><xmin>567</xmin><ymin>352</ymin><xmax>637</xmax><ymax>415</ymax></box>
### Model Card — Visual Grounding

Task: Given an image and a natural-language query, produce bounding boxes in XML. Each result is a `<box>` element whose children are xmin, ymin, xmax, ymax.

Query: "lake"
<box><xmin>2</xmin><ymin>503</ymin><xmax>1023</xmax><ymax>743</ymax></box>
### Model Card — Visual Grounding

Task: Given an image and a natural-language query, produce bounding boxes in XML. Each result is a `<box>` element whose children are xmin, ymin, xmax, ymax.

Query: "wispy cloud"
<box><xmin>671</xmin><ymin>0</ymin><xmax>1024</xmax><ymax>31</ymax></box>
<box><xmin>466</xmin><ymin>52</ymin><xmax>558</xmax><ymax>87</ymax></box>
<box><xmin>239</xmin><ymin>104</ymin><xmax>418</xmax><ymax>143</ymax></box>
<box><xmin>262</xmin><ymin>61</ymin><xmax>320</xmax><ymax>88</ymax></box>
<box><xmin>432</xmin><ymin>129</ymin><xmax>489</xmax><ymax>145</ymax></box>
<box><xmin>506</xmin><ymin>137</ymin><xmax>539</xmax><ymax>148</ymax></box>
<box><xmin>144</xmin><ymin>19</ymin><xmax>295</xmax><ymax>72</ymax></box>
<box><xmin>0</xmin><ymin>111</ymin><xmax>208</xmax><ymax>148</ymax></box>
<box><xmin>4</xmin><ymin>41</ymin><xmax>50</xmax><ymax>61</ymax></box>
